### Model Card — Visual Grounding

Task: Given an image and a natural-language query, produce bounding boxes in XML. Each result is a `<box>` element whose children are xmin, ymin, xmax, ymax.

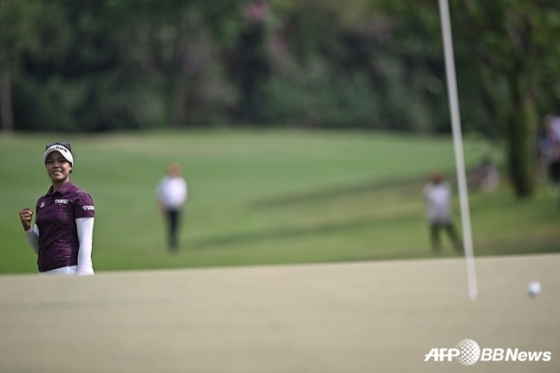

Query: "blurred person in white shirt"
<box><xmin>156</xmin><ymin>163</ymin><xmax>188</xmax><ymax>250</ymax></box>
<box><xmin>423</xmin><ymin>171</ymin><xmax>462</xmax><ymax>253</ymax></box>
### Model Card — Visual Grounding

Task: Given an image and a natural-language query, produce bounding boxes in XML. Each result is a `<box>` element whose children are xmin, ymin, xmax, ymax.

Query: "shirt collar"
<box><xmin>46</xmin><ymin>180</ymin><xmax>74</xmax><ymax>196</ymax></box>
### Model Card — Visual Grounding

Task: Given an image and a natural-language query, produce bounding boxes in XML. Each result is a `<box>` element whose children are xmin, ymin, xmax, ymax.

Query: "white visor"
<box><xmin>44</xmin><ymin>145</ymin><xmax>74</xmax><ymax>166</ymax></box>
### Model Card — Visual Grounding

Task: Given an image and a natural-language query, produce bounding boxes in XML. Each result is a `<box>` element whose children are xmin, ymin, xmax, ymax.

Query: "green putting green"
<box><xmin>0</xmin><ymin>254</ymin><xmax>557</xmax><ymax>372</ymax></box>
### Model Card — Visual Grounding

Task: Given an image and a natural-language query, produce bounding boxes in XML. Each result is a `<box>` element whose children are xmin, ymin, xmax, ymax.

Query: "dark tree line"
<box><xmin>1</xmin><ymin>0</ymin><xmax>560</xmax><ymax>197</ymax></box>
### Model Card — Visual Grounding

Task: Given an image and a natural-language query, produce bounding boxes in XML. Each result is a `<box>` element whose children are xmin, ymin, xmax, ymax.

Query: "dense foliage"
<box><xmin>1</xmin><ymin>0</ymin><xmax>560</xmax><ymax>196</ymax></box>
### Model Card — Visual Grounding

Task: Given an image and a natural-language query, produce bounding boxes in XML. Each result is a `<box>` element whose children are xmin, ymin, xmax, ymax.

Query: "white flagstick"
<box><xmin>438</xmin><ymin>0</ymin><xmax>478</xmax><ymax>300</ymax></box>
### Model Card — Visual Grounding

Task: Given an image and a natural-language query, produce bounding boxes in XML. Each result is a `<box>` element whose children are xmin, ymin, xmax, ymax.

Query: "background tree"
<box><xmin>2</xmin><ymin>0</ymin><xmax>560</xmax><ymax>200</ymax></box>
<box><xmin>453</xmin><ymin>0</ymin><xmax>560</xmax><ymax>197</ymax></box>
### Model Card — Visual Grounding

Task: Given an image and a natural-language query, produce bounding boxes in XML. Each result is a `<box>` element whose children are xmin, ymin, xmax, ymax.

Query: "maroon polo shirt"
<box><xmin>34</xmin><ymin>181</ymin><xmax>95</xmax><ymax>272</ymax></box>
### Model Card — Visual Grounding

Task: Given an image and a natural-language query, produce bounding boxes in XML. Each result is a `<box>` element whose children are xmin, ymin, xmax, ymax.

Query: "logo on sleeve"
<box><xmin>82</xmin><ymin>205</ymin><xmax>95</xmax><ymax>211</ymax></box>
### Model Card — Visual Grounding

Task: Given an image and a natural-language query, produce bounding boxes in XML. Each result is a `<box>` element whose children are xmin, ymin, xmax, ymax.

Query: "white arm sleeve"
<box><xmin>25</xmin><ymin>225</ymin><xmax>40</xmax><ymax>255</ymax></box>
<box><xmin>76</xmin><ymin>217</ymin><xmax>95</xmax><ymax>275</ymax></box>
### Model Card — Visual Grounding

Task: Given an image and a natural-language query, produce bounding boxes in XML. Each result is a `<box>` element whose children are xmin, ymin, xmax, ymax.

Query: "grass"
<box><xmin>1</xmin><ymin>254</ymin><xmax>559</xmax><ymax>372</ymax></box>
<box><xmin>1</xmin><ymin>128</ymin><xmax>559</xmax><ymax>274</ymax></box>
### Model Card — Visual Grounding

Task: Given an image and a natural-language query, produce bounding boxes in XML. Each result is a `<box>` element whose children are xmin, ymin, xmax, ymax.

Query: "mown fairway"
<box><xmin>0</xmin><ymin>254</ymin><xmax>558</xmax><ymax>373</ymax></box>
<box><xmin>1</xmin><ymin>129</ymin><xmax>559</xmax><ymax>274</ymax></box>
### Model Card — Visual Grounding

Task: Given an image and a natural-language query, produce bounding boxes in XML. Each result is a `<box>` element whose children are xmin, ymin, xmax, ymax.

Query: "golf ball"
<box><xmin>527</xmin><ymin>281</ymin><xmax>541</xmax><ymax>297</ymax></box>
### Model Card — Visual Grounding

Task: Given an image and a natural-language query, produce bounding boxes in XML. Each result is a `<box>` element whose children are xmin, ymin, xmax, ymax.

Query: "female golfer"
<box><xmin>18</xmin><ymin>142</ymin><xmax>95</xmax><ymax>275</ymax></box>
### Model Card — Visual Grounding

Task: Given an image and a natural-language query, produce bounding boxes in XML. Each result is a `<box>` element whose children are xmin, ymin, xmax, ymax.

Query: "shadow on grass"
<box><xmin>189</xmin><ymin>217</ymin><xmax>374</xmax><ymax>250</ymax></box>
<box><xmin>475</xmin><ymin>235</ymin><xmax>560</xmax><ymax>256</ymax></box>
<box><xmin>188</xmin><ymin>214</ymin><xmax>420</xmax><ymax>250</ymax></box>
<box><xmin>250</xmin><ymin>174</ymin><xmax>432</xmax><ymax>210</ymax></box>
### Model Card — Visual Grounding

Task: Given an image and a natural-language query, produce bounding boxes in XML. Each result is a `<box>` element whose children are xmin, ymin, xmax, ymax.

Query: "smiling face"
<box><xmin>45</xmin><ymin>151</ymin><xmax>72</xmax><ymax>182</ymax></box>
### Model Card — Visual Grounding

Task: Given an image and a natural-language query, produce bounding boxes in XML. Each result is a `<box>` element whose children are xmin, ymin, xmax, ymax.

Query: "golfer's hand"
<box><xmin>19</xmin><ymin>208</ymin><xmax>33</xmax><ymax>231</ymax></box>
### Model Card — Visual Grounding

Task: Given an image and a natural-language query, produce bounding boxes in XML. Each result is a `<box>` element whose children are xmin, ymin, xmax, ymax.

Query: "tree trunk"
<box><xmin>170</xmin><ymin>76</ymin><xmax>189</xmax><ymax>128</ymax></box>
<box><xmin>506</xmin><ymin>73</ymin><xmax>537</xmax><ymax>198</ymax></box>
<box><xmin>0</xmin><ymin>41</ymin><xmax>14</xmax><ymax>134</ymax></box>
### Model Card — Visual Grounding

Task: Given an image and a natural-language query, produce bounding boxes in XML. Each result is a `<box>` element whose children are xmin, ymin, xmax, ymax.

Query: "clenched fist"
<box><xmin>19</xmin><ymin>208</ymin><xmax>33</xmax><ymax>231</ymax></box>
